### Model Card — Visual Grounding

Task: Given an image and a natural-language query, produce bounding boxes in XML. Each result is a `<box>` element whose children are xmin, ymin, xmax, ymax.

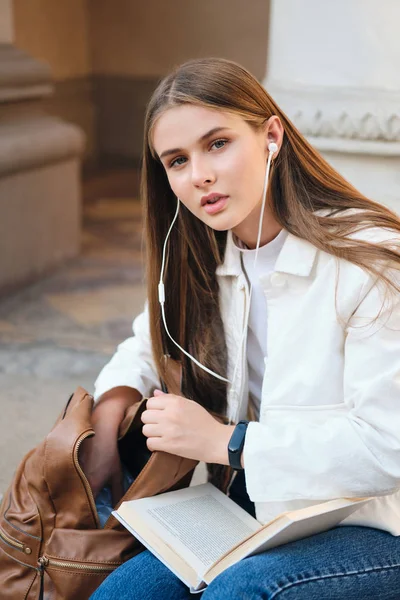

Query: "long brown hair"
<box><xmin>141</xmin><ymin>56</ymin><xmax>400</xmax><ymax>419</ymax></box>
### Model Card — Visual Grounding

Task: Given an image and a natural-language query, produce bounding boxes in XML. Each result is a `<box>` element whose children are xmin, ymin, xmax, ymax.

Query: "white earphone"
<box><xmin>158</xmin><ymin>140</ymin><xmax>278</xmax><ymax>418</ymax></box>
<box><xmin>268</xmin><ymin>142</ymin><xmax>278</xmax><ymax>154</ymax></box>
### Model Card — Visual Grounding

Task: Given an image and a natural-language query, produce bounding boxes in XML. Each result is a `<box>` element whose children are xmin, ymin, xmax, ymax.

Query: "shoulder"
<box><xmin>317</xmin><ymin>207</ymin><xmax>400</xmax><ymax>247</ymax></box>
<box><xmin>312</xmin><ymin>209</ymin><xmax>400</xmax><ymax>315</ymax></box>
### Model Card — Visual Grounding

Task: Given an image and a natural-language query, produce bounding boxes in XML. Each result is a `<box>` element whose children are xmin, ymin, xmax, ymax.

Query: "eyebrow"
<box><xmin>158</xmin><ymin>126</ymin><xmax>232</xmax><ymax>160</ymax></box>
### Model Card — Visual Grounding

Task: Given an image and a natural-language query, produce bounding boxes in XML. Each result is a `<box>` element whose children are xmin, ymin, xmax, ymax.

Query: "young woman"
<box><xmin>87</xmin><ymin>57</ymin><xmax>400</xmax><ymax>599</ymax></box>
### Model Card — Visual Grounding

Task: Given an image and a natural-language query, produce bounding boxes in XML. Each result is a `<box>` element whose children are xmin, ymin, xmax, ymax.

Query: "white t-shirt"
<box><xmin>234</xmin><ymin>229</ymin><xmax>288</xmax><ymax>419</ymax></box>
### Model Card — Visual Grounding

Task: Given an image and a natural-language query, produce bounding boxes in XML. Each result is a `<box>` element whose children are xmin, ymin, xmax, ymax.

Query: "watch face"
<box><xmin>228</xmin><ymin>422</ymin><xmax>249</xmax><ymax>471</ymax></box>
<box><xmin>228</xmin><ymin>421</ymin><xmax>248</xmax><ymax>453</ymax></box>
<box><xmin>228</xmin><ymin>443</ymin><xmax>239</xmax><ymax>453</ymax></box>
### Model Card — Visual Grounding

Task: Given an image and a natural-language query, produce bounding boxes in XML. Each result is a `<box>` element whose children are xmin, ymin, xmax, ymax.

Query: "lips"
<box><xmin>202</xmin><ymin>196</ymin><xmax>228</xmax><ymax>215</ymax></box>
<box><xmin>200</xmin><ymin>193</ymin><xmax>228</xmax><ymax>207</ymax></box>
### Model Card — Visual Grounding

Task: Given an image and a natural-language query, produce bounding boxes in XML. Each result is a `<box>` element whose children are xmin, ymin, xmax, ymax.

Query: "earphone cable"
<box><xmin>228</xmin><ymin>148</ymin><xmax>275</xmax><ymax>424</ymax></box>
<box><xmin>159</xmin><ymin>144</ymin><xmax>276</xmax><ymax>414</ymax></box>
<box><xmin>158</xmin><ymin>197</ymin><xmax>230</xmax><ymax>383</ymax></box>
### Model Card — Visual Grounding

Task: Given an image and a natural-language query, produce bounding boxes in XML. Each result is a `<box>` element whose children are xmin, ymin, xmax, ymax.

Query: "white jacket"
<box><xmin>94</xmin><ymin>227</ymin><xmax>400</xmax><ymax>533</ymax></box>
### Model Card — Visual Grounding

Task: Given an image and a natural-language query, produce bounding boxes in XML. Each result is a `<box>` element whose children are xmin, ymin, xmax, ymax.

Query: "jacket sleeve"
<box><xmin>243</xmin><ymin>271</ymin><xmax>400</xmax><ymax>503</ymax></box>
<box><xmin>93</xmin><ymin>302</ymin><xmax>161</xmax><ymax>402</ymax></box>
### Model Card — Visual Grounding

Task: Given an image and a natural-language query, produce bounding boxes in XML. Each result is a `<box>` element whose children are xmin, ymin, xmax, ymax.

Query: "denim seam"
<box><xmin>271</xmin><ymin>562</ymin><xmax>400</xmax><ymax>599</ymax></box>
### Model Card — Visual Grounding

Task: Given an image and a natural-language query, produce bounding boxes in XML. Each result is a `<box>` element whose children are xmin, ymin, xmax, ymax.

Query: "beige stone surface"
<box><xmin>14</xmin><ymin>0</ymin><xmax>91</xmax><ymax>80</ymax></box>
<box><xmin>0</xmin><ymin>0</ymin><xmax>13</xmax><ymax>44</ymax></box>
<box><xmin>0</xmin><ymin>174</ymin><xmax>147</xmax><ymax>494</ymax></box>
<box><xmin>0</xmin><ymin>158</ymin><xmax>81</xmax><ymax>294</ymax></box>
<box><xmin>44</xmin><ymin>78</ymin><xmax>98</xmax><ymax>163</ymax></box>
<box><xmin>84</xmin><ymin>198</ymin><xmax>143</xmax><ymax>220</ymax></box>
<box><xmin>0</xmin><ymin>115</ymin><xmax>84</xmax><ymax>176</ymax></box>
<box><xmin>0</xmin><ymin>320</ymin><xmax>14</xmax><ymax>332</ymax></box>
<box><xmin>89</xmin><ymin>0</ymin><xmax>270</xmax><ymax>80</ymax></box>
<box><xmin>46</xmin><ymin>284</ymin><xmax>146</xmax><ymax>326</ymax></box>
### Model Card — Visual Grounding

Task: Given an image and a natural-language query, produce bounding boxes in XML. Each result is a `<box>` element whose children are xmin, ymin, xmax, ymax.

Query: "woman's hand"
<box><xmin>141</xmin><ymin>390</ymin><xmax>235</xmax><ymax>464</ymax></box>
<box><xmin>79</xmin><ymin>386</ymin><xmax>141</xmax><ymax>502</ymax></box>
<box><xmin>79</xmin><ymin>428</ymin><xmax>124</xmax><ymax>503</ymax></box>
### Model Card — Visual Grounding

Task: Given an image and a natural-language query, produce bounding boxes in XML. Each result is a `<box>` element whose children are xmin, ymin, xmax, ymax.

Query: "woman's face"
<box><xmin>152</xmin><ymin>104</ymin><xmax>282</xmax><ymax>245</ymax></box>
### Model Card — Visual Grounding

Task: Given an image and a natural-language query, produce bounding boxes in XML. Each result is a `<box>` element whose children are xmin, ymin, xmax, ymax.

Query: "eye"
<box><xmin>169</xmin><ymin>156</ymin><xmax>187</xmax><ymax>168</ymax></box>
<box><xmin>168</xmin><ymin>139</ymin><xmax>229</xmax><ymax>169</ymax></box>
<box><xmin>210</xmin><ymin>139</ymin><xmax>228</xmax><ymax>150</ymax></box>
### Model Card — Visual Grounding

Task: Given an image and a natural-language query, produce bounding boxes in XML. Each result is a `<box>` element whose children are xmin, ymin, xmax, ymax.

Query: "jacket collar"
<box><xmin>274</xmin><ymin>233</ymin><xmax>318</xmax><ymax>276</ymax></box>
<box><xmin>216</xmin><ymin>229</ymin><xmax>318</xmax><ymax>278</ymax></box>
<box><xmin>215</xmin><ymin>230</ymin><xmax>242</xmax><ymax>277</ymax></box>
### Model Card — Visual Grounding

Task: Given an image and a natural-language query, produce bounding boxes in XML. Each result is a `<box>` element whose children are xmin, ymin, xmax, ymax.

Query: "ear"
<box><xmin>264</xmin><ymin>116</ymin><xmax>284</xmax><ymax>157</ymax></box>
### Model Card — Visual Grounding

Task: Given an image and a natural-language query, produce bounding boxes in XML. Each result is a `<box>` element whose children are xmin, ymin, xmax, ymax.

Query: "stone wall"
<box><xmin>12</xmin><ymin>0</ymin><xmax>271</xmax><ymax>167</ymax></box>
<box><xmin>13</xmin><ymin>0</ymin><xmax>96</xmax><ymax>164</ymax></box>
<box><xmin>89</xmin><ymin>0</ymin><xmax>270</xmax><ymax>165</ymax></box>
<box><xmin>0</xmin><ymin>1</ymin><xmax>85</xmax><ymax>294</ymax></box>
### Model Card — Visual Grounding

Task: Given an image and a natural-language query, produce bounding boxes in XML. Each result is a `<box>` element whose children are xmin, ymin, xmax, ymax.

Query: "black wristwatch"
<box><xmin>228</xmin><ymin>420</ymin><xmax>249</xmax><ymax>470</ymax></box>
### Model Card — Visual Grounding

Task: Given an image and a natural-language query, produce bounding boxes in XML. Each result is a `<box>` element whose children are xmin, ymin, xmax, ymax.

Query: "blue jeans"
<box><xmin>91</xmin><ymin>525</ymin><xmax>400</xmax><ymax>599</ymax></box>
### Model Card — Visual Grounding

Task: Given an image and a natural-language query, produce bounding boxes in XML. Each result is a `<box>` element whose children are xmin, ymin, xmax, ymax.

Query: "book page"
<box><xmin>114</xmin><ymin>511</ymin><xmax>201</xmax><ymax>591</ymax></box>
<box><xmin>117</xmin><ymin>483</ymin><xmax>260</xmax><ymax>577</ymax></box>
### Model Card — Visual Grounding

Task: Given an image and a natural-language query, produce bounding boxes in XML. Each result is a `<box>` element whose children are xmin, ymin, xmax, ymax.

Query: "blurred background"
<box><xmin>0</xmin><ymin>0</ymin><xmax>399</xmax><ymax>492</ymax></box>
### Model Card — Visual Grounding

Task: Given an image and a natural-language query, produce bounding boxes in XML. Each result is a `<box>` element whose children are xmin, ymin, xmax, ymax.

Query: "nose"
<box><xmin>190</xmin><ymin>155</ymin><xmax>216</xmax><ymax>188</ymax></box>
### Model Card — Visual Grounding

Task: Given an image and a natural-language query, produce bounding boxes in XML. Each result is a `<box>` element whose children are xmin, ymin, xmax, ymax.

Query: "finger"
<box><xmin>146</xmin><ymin>436</ymin><xmax>164</xmax><ymax>452</ymax></box>
<box><xmin>153</xmin><ymin>389</ymin><xmax>165</xmax><ymax>396</ymax></box>
<box><xmin>146</xmin><ymin>396</ymin><xmax>168</xmax><ymax>410</ymax></box>
<box><xmin>142</xmin><ymin>423</ymin><xmax>162</xmax><ymax>438</ymax></box>
<box><xmin>141</xmin><ymin>409</ymin><xmax>164</xmax><ymax>424</ymax></box>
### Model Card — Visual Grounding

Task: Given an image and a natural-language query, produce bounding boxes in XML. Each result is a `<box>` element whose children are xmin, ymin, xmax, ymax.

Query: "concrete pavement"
<box><xmin>0</xmin><ymin>174</ymin><xmax>147</xmax><ymax>493</ymax></box>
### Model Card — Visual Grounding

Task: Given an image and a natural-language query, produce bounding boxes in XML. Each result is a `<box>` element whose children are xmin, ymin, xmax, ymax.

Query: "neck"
<box><xmin>232</xmin><ymin>205</ymin><xmax>282</xmax><ymax>250</ymax></box>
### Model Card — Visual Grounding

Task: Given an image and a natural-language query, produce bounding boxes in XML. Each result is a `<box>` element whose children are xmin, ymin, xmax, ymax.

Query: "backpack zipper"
<box><xmin>38</xmin><ymin>555</ymin><xmax>118</xmax><ymax>572</ymax></box>
<box><xmin>0</xmin><ymin>526</ymin><xmax>32</xmax><ymax>555</ymax></box>
<box><xmin>74</xmin><ymin>432</ymin><xmax>100</xmax><ymax>528</ymax></box>
<box><xmin>37</xmin><ymin>556</ymin><xmax>118</xmax><ymax>600</ymax></box>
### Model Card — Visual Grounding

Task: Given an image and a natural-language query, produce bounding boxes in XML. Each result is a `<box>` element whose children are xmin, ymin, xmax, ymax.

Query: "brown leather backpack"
<box><xmin>0</xmin><ymin>387</ymin><xmax>198</xmax><ymax>600</ymax></box>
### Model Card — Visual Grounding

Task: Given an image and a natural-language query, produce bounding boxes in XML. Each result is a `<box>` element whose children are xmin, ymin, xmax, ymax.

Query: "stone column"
<box><xmin>0</xmin><ymin>0</ymin><xmax>13</xmax><ymax>43</ymax></box>
<box><xmin>264</xmin><ymin>0</ymin><xmax>400</xmax><ymax>213</ymax></box>
<box><xmin>0</xmin><ymin>0</ymin><xmax>85</xmax><ymax>295</ymax></box>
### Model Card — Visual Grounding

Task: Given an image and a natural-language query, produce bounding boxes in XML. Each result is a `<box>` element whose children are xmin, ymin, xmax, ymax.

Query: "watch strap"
<box><xmin>228</xmin><ymin>420</ymin><xmax>249</xmax><ymax>470</ymax></box>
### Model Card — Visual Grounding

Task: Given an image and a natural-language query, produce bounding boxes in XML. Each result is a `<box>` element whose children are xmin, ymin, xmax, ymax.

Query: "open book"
<box><xmin>113</xmin><ymin>483</ymin><xmax>369</xmax><ymax>593</ymax></box>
